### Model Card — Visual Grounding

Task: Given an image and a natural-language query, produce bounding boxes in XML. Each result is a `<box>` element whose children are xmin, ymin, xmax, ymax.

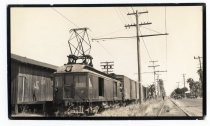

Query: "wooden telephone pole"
<box><xmin>194</xmin><ymin>56</ymin><xmax>203</xmax><ymax>83</ymax></box>
<box><xmin>176</xmin><ymin>82</ymin><xmax>180</xmax><ymax>88</ymax></box>
<box><xmin>125</xmin><ymin>10</ymin><xmax>151</xmax><ymax>103</ymax></box>
<box><xmin>125</xmin><ymin>10</ymin><xmax>168</xmax><ymax>103</ymax></box>
<box><xmin>148</xmin><ymin>61</ymin><xmax>167</xmax><ymax>97</ymax></box>
<box><xmin>92</xmin><ymin>9</ymin><xmax>168</xmax><ymax>103</ymax></box>
<box><xmin>194</xmin><ymin>56</ymin><xmax>202</xmax><ymax>71</ymax></box>
<box><xmin>148</xmin><ymin>60</ymin><xmax>159</xmax><ymax>97</ymax></box>
<box><xmin>182</xmin><ymin>74</ymin><xmax>186</xmax><ymax>88</ymax></box>
<box><xmin>100</xmin><ymin>61</ymin><xmax>114</xmax><ymax>74</ymax></box>
<box><xmin>148</xmin><ymin>60</ymin><xmax>160</xmax><ymax>86</ymax></box>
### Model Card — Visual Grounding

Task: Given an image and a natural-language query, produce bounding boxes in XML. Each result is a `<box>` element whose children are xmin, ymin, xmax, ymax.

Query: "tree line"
<box><xmin>171</xmin><ymin>68</ymin><xmax>203</xmax><ymax>99</ymax></box>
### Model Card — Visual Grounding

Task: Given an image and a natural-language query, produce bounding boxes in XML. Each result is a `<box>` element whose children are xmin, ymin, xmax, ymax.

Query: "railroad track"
<box><xmin>157</xmin><ymin>99</ymin><xmax>190</xmax><ymax>116</ymax></box>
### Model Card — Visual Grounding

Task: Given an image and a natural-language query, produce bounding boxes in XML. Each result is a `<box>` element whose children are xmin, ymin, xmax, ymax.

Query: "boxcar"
<box><xmin>115</xmin><ymin>75</ymin><xmax>139</xmax><ymax>103</ymax></box>
<box><xmin>54</xmin><ymin>64</ymin><xmax>122</xmax><ymax>115</ymax></box>
<box><xmin>11</xmin><ymin>54</ymin><xmax>57</xmax><ymax>115</ymax></box>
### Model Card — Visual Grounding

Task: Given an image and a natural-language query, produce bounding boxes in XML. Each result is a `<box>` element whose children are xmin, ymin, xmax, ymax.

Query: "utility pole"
<box><xmin>156</xmin><ymin>73</ymin><xmax>161</xmax><ymax>96</ymax></box>
<box><xmin>194</xmin><ymin>56</ymin><xmax>203</xmax><ymax>97</ymax></box>
<box><xmin>176</xmin><ymin>82</ymin><xmax>180</xmax><ymax>88</ymax></box>
<box><xmin>92</xmin><ymin>9</ymin><xmax>168</xmax><ymax>103</ymax></box>
<box><xmin>100</xmin><ymin>61</ymin><xmax>114</xmax><ymax>74</ymax></box>
<box><xmin>148</xmin><ymin>60</ymin><xmax>160</xmax><ymax>97</ymax></box>
<box><xmin>148</xmin><ymin>60</ymin><xmax>160</xmax><ymax>85</ymax></box>
<box><xmin>194</xmin><ymin>56</ymin><xmax>202</xmax><ymax>71</ymax></box>
<box><xmin>125</xmin><ymin>10</ymin><xmax>151</xmax><ymax>104</ymax></box>
<box><xmin>194</xmin><ymin>56</ymin><xmax>203</xmax><ymax>83</ymax></box>
<box><xmin>182</xmin><ymin>74</ymin><xmax>186</xmax><ymax>88</ymax></box>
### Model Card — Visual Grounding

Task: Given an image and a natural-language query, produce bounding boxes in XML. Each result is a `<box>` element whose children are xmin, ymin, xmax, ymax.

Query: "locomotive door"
<box><xmin>64</xmin><ymin>74</ymin><xmax>74</xmax><ymax>98</ymax></box>
<box><xmin>54</xmin><ymin>75</ymin><xmax>63</xmax><ymax>101</ymax></box>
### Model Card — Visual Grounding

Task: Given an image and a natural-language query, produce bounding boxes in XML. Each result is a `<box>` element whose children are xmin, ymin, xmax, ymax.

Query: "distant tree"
<box><xmin>197</xmin><ymin>69</ymin><xmax>203</xmax><ymax>97</ymax></box>
<box><xmin>187</xmin><ymin>78</ymin><xmax>201</xmax><ymax>98</ymax></box>
<box><xmin>175</xmin><ymin>88</ymin><xmax>182</xmax><ymax>94</ymax></box>
<box><xmin>181</xmin><ymin>87</ymin><xmax>188</xmax><ymax>93</ymax></box>
<box><xmin>171</xmin><ymin>88</ymin><xmax>182</xmax><ymax>99</ymax></box>
<box><xmin>148</xmin><ymin>84</ymin><xmax>156</xmax><ymax>99</ymax></box>
<box><xmin>197</xmin><ymin>69</ymin><xmax>203</xmax><ymax>83</ymax></box>
<box><xmin>180</xmin><ymin>87</ymin><xmax>188</xmax><ymax>97</ymax></box>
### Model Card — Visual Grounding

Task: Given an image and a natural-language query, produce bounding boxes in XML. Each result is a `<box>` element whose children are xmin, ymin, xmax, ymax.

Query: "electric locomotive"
<box><xmin>53</xmin><ymin>55</ymin><xmax>122</xmax><ymax>116</ymax></box>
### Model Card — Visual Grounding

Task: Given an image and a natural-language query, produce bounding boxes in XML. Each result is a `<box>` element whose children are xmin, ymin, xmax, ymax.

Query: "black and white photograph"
<box><xmin>8</xmin><ymin>4</ymin><xmax>205</xmax><ymax>119</ymax></box>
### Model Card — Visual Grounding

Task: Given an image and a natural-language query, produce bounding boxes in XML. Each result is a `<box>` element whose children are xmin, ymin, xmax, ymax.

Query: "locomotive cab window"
<box><xmin>98</xmin><ymin>77</ymin><xmax>104</xmax><ymax>97</ymax></box>
<box><xmin>65</xmin><ymin>75</ymin><xmax>73</xmax><ymax>86</ymax></box>
<box><xmin>75</xmin><ymin>75</ymin><xmax>86</xmax><ymax>88</ymax></box>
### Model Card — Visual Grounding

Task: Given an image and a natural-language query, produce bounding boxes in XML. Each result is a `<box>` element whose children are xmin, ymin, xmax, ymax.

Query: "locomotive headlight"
<box><xmin>65</xmin><ymin>66</ymin><xmax>72</xmax><ymax>72</ymax></box>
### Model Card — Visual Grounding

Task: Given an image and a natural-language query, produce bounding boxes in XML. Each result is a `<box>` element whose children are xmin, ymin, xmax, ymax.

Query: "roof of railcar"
<box><xmin>11</xmin><ymin>53</ymin><xmax>58</xmax><ymax>70</ymax></box>
<box><xmin>115</xmin><ymin>74</ymin><xmax>137</xmax><ymax>82</ymax></box>
<box><xmin>56</xmin><ymin>64</ymin><xmax>120</xmax><ymax>81</ymax></box>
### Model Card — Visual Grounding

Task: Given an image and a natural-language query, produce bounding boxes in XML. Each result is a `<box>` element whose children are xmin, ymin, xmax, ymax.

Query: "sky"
<box><xmin>11</xmin><ymin>6</ymin><xmax>203</xmax><ymax>95</ymax></box>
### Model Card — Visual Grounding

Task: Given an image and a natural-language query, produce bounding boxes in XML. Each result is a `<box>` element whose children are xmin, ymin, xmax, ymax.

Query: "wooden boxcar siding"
<box><xmin>136</xmin><ymin>82</ymin><xmax>139</xmax><ymax>99</ymax></box>
<box><xmin>104</xmin><ymin>79</ymin><xmax>114</xmax><ymax>101</ymax></box>
<box><xmin>123</xmin><ymin>76</ymin><xmax>131</xmax><ymax>100</ymax></box>
<box><xmin>130</xmin><ymin>80</ymin><xmax>137</xmax><ymax>99</ymax></box>
<box><xmin>88</xmin><ymin>73</ymin><xmax>121</xmax><ymax>101</ymax></box>
<box><xmin>11</xmin><ymin>61</ymin><xmax>54</xmax><ymax>104</ymax></box>
<box><xmin>116</xmin><ymin>75</ymin><xmax>139</xmax><ymax>100</ymax></box>
<box><xmin>54</xmin><ymin>75</ymin><xmax>63</xmax><ymax>102</ymax></box>
<box><xmin>116</xmin><ymin>81</ymin><xmax>122</xmax><ymax>100</ymax></box>
<box><xmin>11</xmin><ymin>61</ymin><xmax>19</xmax><ymax>105</ymax></box>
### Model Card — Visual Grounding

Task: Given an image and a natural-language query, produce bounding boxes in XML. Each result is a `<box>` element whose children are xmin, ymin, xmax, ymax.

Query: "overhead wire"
<box><xmin>51</xmin><ymin>7</ymin><xmax>121</xmax><ymax>62</ymax></box>
<box><xmin>139</xmin><ymin>29</ymin><xmax>152</xmax><ymax>61</ymax></box>
<box><xmin>51</xmin><ymin>8</ymin><xmax>80</xmax><ymax>28</ymax></box>
<box><xmin>88</xmin><ymin>30</ymin><xmax>114</xmax><ymax>59</ymax></box>
<box><xmin>125</xmin><ymin>7</ymin><xmax>134</xmax><ymax>23</ymax></box>
<box><xmin>131</xmin><ymin>6</ymin><xmax>135</xmax><ymax>13</ymax></box>
<box><xmin>141</xmin><ymin>26</ymin><xmax>162</xmax><ymax>34</ymax></box>
<box><xmin>137</xmin><ymin>7</ymin><xmax>152</xmax><ymax>61</ymax></box>
<box><xmin>118</xmin><ymin>8</ymin><xmax>129</xmax><ymax>24</ymax></box>
<box><xmin>145</xmin><ymin>7</ymin><xmax>150</xmax><ymax>22</ymax></box>
<box><xmin>114</xmin><ymin>8</ymin><xmax>126</xmax><ymax>25</ymax></box>
<box><xmin>91</xmin><ymin>8</ymin><xmax>126</xmax><ymax>58</ymax></box>
<box><xmin>94</xmin><ymin>28</ymin><xmax>125</xmax><ymax>39</ymax></box>
<box><xmin>95</xmin><ymin>41</ymin><xmax>114</xmax><ymax>58</ymax></box>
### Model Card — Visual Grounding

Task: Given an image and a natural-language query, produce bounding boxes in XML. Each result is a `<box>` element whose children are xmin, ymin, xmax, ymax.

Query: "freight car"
<box><xmin>53</xmin><ymin>63</ymin><xmax>122</xmax><ymax>115</ymax></box>
<box><xmin>115</xmin><ymin>75</ymin><xmax>139</xmax><ymax>104</ymax></box>
<box><xmin>10</xmin><ymin>54</ymin><xmax>57</xmax><ymax>115</ymax></box>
